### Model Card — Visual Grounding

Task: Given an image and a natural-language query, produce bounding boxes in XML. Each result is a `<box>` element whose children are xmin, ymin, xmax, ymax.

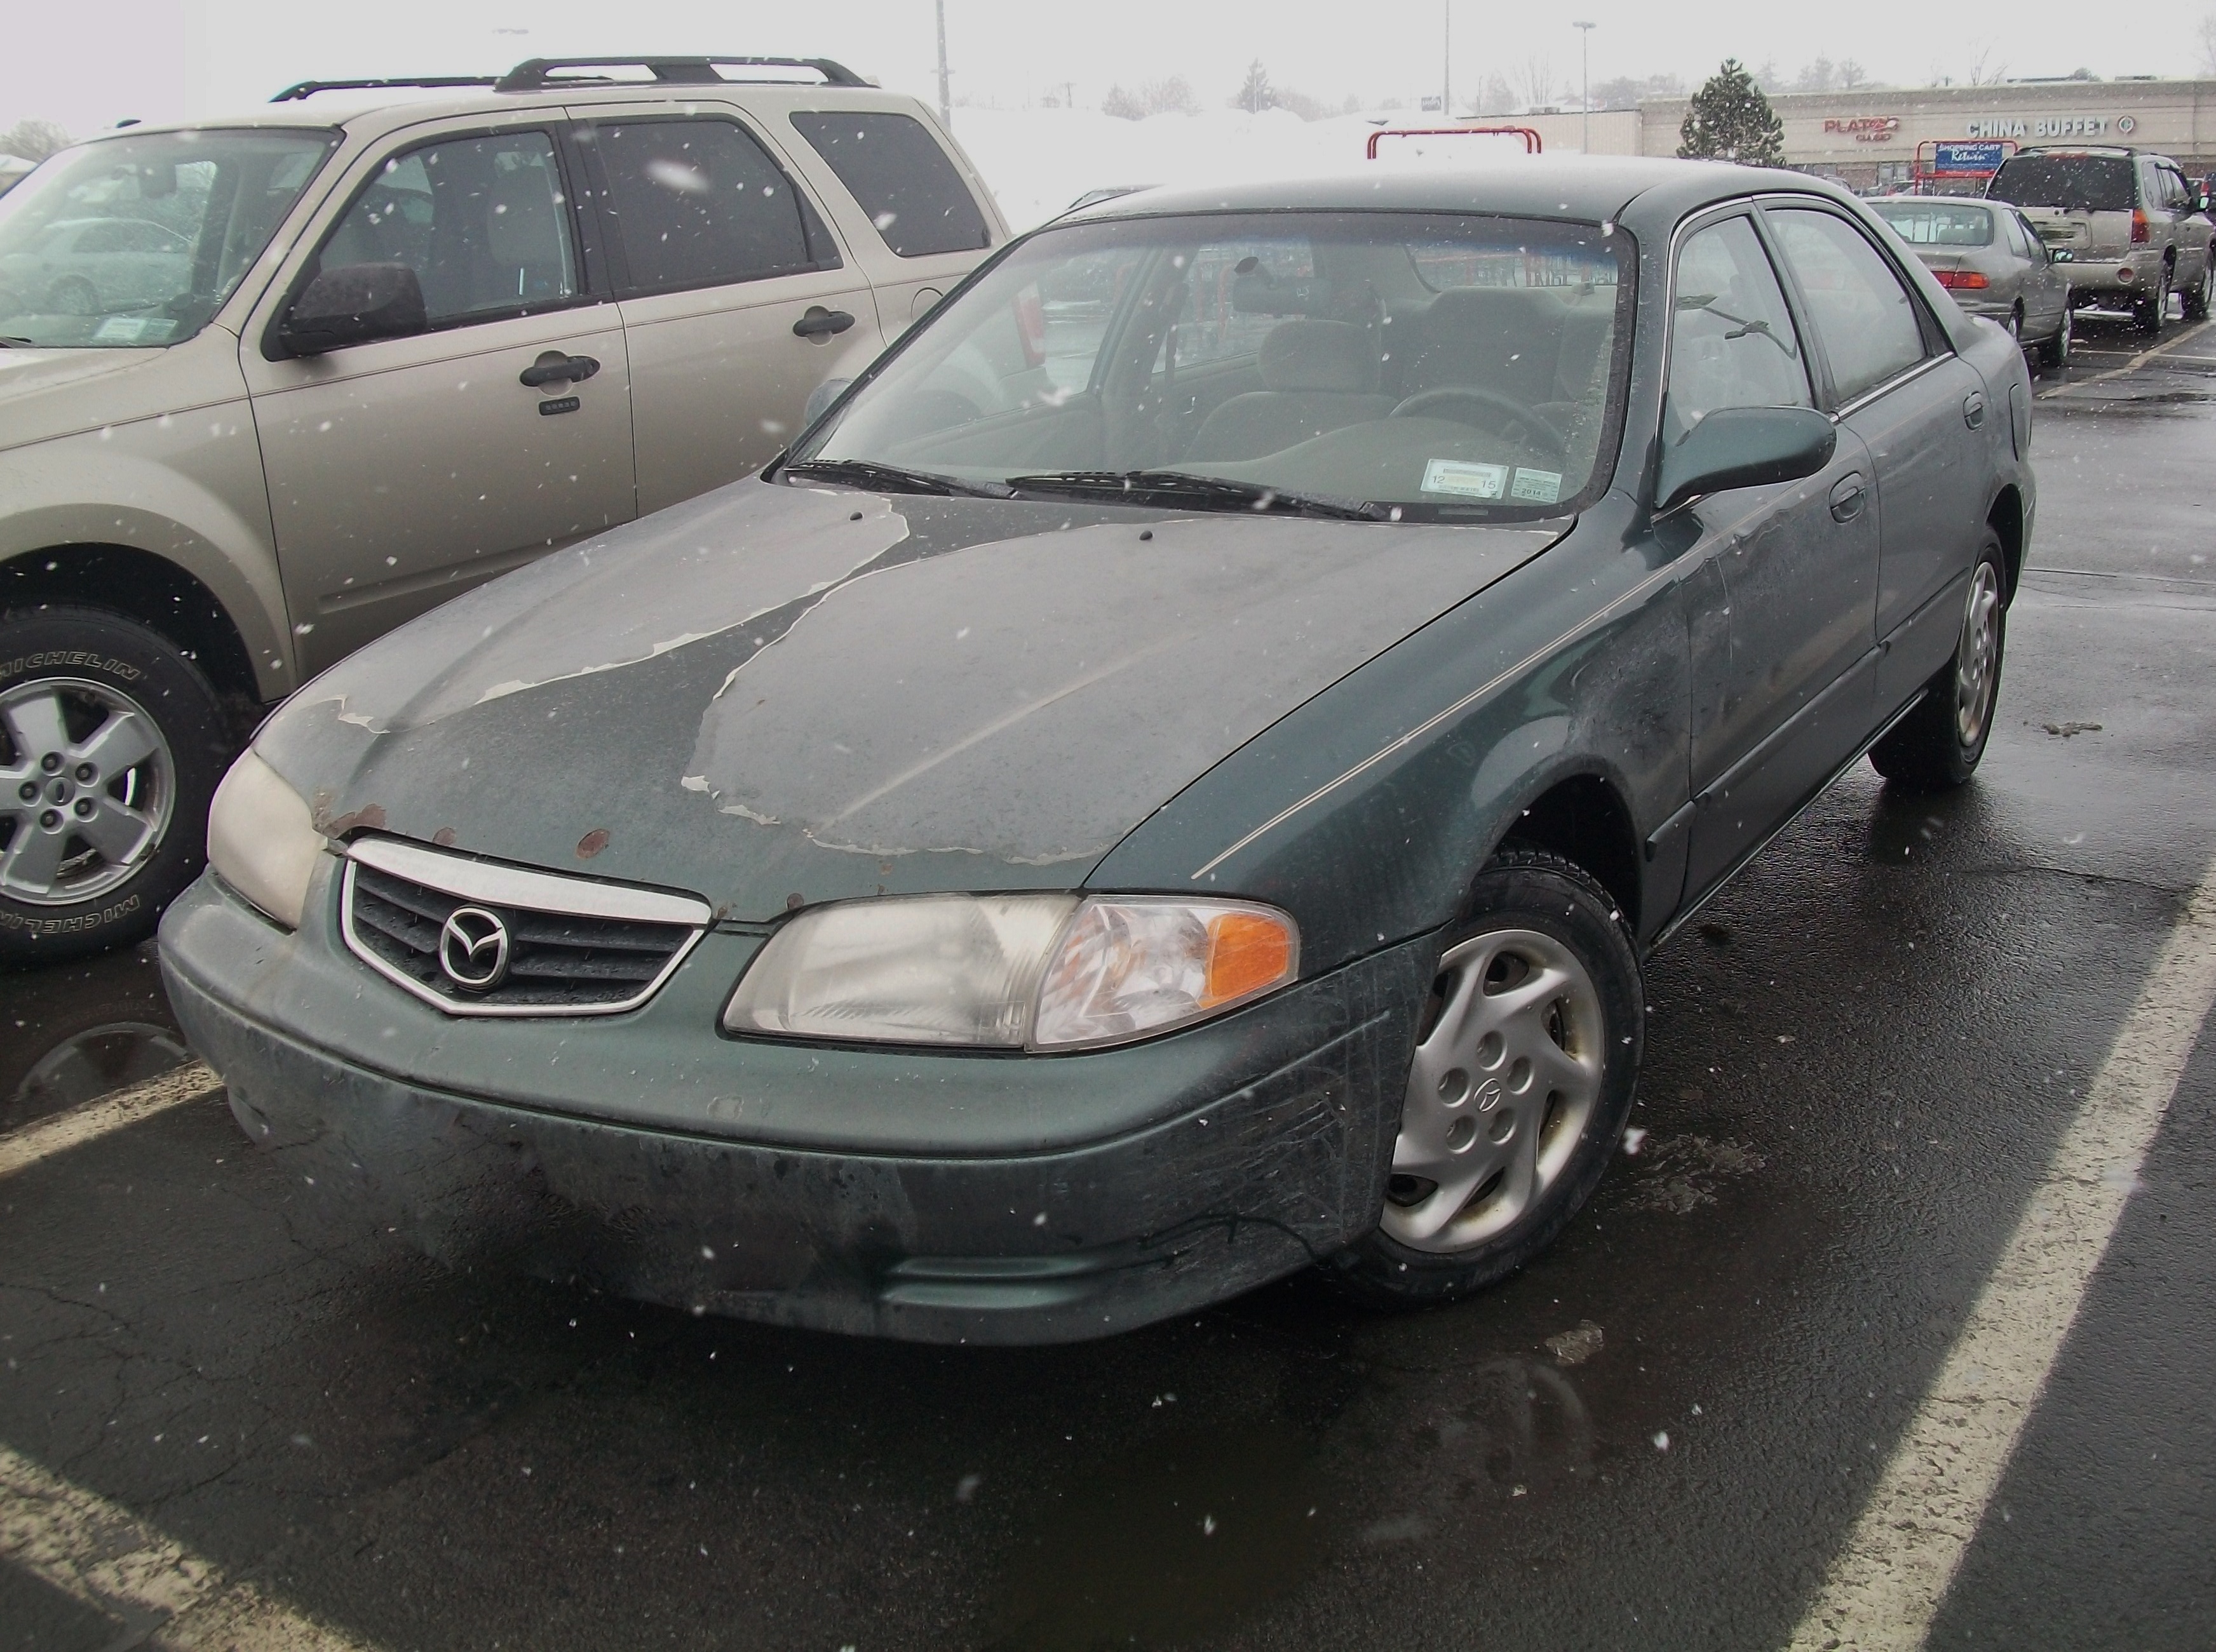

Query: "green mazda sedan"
<box><xmin>160</xmin><ymin>159</ymin><xmax>2033</xmax><ymax>1343</ymax></box>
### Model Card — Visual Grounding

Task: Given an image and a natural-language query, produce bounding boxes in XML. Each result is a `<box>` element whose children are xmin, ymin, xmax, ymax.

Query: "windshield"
<box><xmin>0</xmin><ymin>128</ymin><xmax>335</xmax><ymax>349</ymax></box>
<box><xmin>790</xmin><ymin>210</ymin><xmax>1633</xmax><ymax>520</ymax></box>
<box><xmin>1989</xmin><ymin>154</ymin><xmax>2135</xmax><ymax>214</ymax></box>
<box><xmin>1873</xmin><ymin>201</ymin><xmax>1995</xmax><ymax>247</ymax></box>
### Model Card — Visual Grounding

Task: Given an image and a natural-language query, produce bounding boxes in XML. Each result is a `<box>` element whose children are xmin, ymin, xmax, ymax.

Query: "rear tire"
<box><xmin>1869</xmin><ymin>531</ymin><xmax>2008</xmax><ymax>793</ymax></box>
<box><xmin>1328</xmin><ymin>849</ymin><xmax>1642</xmax><ymax>1310</ymax></box>
<box><xmin>2182</xmin><ymin>255</ymin><xmax>2215</xmax><ymax>321</ymax></box>
<box><xmin>2135</xmin><ymin>265</ymin><xmax>2171</xmax><ymax>335</ymax></box>
<box><xmin>0</xmin><ymin>607</ymin><xmax>233</xmax><ymax>965</ymax></box>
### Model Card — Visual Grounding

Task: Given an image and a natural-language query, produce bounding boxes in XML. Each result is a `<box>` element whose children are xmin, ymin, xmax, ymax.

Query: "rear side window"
<box><xmin>1989</xmin><ymin>154</ymin><xmax>2135</xmax><ymax>213</ymax></box>
<box><xmin>789</xmin><ymin>111</ymin><xmax>990</xmax><ymax>257</ymax></box>
<box><xmin>589</xmin><ymin>117</ymin><xmax>837</xmax><ymax>295</ymax></box>
<box><xmin>1766</xmin><ymin>208</ymin><xmax>1928</xmax><ymax>404</ymax></box>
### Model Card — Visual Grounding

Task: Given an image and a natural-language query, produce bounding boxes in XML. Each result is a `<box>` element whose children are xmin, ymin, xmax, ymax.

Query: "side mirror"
<box><xmin>278</xmin><ymin>262</ymin><xmax>426</xmax><ymax>357</ymax></box>
<box><xmin>802</xmin><ymin>376</ymin><xmax>854</xmax><ymax>428</ymax></box>
<box><xmin>1655</xmin><ymin>406</ymin><xmax>1837</xmax><ymax>514</ymax></box>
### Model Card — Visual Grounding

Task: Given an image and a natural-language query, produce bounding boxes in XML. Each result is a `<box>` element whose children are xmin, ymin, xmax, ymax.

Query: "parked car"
<box><xmin>1870</xmin><ymin>196</ymin><xmax>2072</xmax><ymax>374</ymax></box>
<box><xmin>1986</xmin><ymin>145</ymin><xmax>2215</xmax><ymax>333</ymax></box>
<box><xmin>163</xmin><ymin>159</ymin><xmax>2033</xmax><ymax>1345</ymax></box>
<box><xmin>0</xmin><ymin>56</ymin><xmax>1006</xmax><ymax>962</ymax></box>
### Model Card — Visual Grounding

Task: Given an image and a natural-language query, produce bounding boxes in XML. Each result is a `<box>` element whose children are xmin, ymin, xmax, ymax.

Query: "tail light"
<box><xmin>1933</xmin><ymin>269</ymin><xmax>1990</xmax><ymax>290</ymax></box>
<box><xmin>1013</xmin><ymin>285</ymin><xmax>1047</xmax><ymax>369</ymax></box>
<box><xmin>2130</xmin><ymin>208</ymin><xmax>2151</xmax><ymax>244</ymax></box>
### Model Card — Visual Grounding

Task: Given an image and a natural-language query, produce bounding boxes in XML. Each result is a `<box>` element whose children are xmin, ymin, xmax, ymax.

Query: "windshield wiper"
<box><xmin>780</xmin><ymin>457</ymin><xmax>1014</xmax><ymax>499</ymax></box>
<box><xmin>1005</xmin><ymin>469</ymin><xmax>1391</xmax><ymax>521</ymax></box>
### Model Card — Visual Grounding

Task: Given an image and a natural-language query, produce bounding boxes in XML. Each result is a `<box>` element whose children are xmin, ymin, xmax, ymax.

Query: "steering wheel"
<box><xmin>1388</xmin><ymin>386</ymin><xmax>1568</xmax><ymax>454</ymax></box>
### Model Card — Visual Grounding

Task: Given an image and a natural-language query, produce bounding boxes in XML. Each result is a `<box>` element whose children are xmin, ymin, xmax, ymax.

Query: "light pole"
<box><xmin>1574</xmin><ymin>21</ymin><xmax>1595</xmax><ymax>152</ymax></box>
<box><xmin>1442</xmin><ymin>0</ymin><xmax>1451</xmax><ymax>118</ymax></box>
<box><xmin>936</xmin><ymin>0</ymin><xmax>951</xmax><ymax>126</ymax></box>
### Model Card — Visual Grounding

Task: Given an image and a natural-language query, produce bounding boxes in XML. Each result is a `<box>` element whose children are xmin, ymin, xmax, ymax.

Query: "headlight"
<box><xmin>206</xmin><ymin>748</ymin><xmax>324</xmax><ymax>930</ymax></box>
<box><xmin>723</xmin><ymin>894</ymin><xmax>1299</xmax><ymax>1051</ymax></box>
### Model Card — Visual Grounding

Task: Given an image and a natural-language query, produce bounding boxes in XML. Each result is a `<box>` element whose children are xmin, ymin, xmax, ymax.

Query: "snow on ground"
<box><xmin>946</xmin><ymin>106</ymin><xmax>1542</xmax><ymax>231</ymax></box>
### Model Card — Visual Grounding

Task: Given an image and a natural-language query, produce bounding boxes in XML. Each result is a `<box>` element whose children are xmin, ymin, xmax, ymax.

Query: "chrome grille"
<box><xmin>339</xmin><ymin>836</ymin><xmax>710</xmax><ymax>1017</ymax></box>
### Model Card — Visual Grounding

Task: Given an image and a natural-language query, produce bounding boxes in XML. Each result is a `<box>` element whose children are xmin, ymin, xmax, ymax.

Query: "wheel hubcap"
<box><xmin>0</xmin><ymin>677</ymin><xmax>174</xmax><ymax>905</ymax></box>
<box><xmin>1383</xmin><ymin>928</ymin><xmax>1605</xmax><ymax>1254</ymax></box>
<box><xmin>1954</xmin><ymin>563</ymin><xmax>2003</xmax><ymax>749</ymax></box>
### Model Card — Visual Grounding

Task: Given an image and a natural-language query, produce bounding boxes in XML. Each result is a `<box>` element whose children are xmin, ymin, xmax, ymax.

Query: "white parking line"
<box><xmin>0</xmin><ymin>1061</ymin><xmax>222</xmax><ymax>1181</ymax></box>
<box><xmin>2037</xmin><ymin>318</ymin><xmax>2212</xmax><ymax>398</ymax></box>
<box><xmin>0</xmin><ymin>1441</ymin><xmax>375</xmax><ymax>1649</ymax></box>
<box><xmin>1788</xmin><ymin>856</ymin><xmax>2216</xmax><ymax>1650</ymax></box>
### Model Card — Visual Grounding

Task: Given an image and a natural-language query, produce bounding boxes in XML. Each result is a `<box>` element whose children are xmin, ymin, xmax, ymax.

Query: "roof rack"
<box><xmin>492</xmin><ymin>57</ymin><xmax>869</xmax><ymax>93</ymax></box>
<box><xmin>270</xmin><ymin>76</ymin><xmax>499</xmax><ymax>103</ymax></box>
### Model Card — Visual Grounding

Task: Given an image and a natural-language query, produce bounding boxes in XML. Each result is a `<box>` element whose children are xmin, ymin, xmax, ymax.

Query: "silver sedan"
<box><xmin>1871</xmin><ymin>198</ymin><xmax>2072</xmax><ymax>376</ymax></box>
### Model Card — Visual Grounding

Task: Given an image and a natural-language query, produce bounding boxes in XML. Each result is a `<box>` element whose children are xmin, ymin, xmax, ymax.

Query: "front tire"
<box><xmin>1330</xmin><ymin>849</ymin><xmax>1642</xmax><ymax>1309</ymax></box>
<box><xmin>0</xmin><ymin>607</ymin><xmax>233</xmax><ymax>965</ymax></box>
<box><xmin>2037</xmin><ymin>310</ymin><xmax>2072</xmax><ymax>376</ymax></box>
<box><xmin>1868</xmin><ymin>532</ymin><xmax>2007</xmax><ymax>792</ymax></box>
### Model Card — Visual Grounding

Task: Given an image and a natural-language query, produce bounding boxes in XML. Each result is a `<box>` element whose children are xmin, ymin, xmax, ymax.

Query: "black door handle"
<box><xmin>1829</xmin><ymin>472</ymin><xmax>1867</xmax><ymax>523</ymax></box>
<box><xmin>794</xmin><ymin>307</ymin><xmax>856</xmax><ymax>340</ymax></box>
<box><xmin>520</xmin><ymin>353</ymin><xmax>600</xmax><ymax>388</ymax></box>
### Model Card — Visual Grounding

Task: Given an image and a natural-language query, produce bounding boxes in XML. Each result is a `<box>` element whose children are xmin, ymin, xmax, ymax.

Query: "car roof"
<box><xmin>1056</xmin><ymin>156</ymin><xmax>1849</xmax><ymax>232</ymax></box>
<box><xmin>55</xmin><ymin>57</ymin><xmax>924</xmax><ymax>149</ymax></box>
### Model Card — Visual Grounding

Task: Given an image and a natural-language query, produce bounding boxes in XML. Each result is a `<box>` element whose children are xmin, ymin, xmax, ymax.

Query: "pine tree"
<box><xmin>1677</xmin><ymin>60</ymin><xmax>1785</xmax><ymax>166</ymax></box>
<box><xmin>1233</xmin><ymin>60</ymin><xmax>1276</xmax><ymax>115</ymax></box>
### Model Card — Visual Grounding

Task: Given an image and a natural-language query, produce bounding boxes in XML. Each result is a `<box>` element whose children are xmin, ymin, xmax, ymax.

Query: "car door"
<box><xmin>243</xmin><ymin>123</ymin><xmax>635</xmax><ymax>675</ymax></box>
<box><xmin>2009</xmin><ymin>209</ymin><xmax>2070</xmax><ymax>339</ymax></box>
<box><xmin>1671</xmin><ymin>210</ymin><xmax>1882</xmax><ymax>899</ymax></box>
<box><xmin>572</xmin><ymin>109</ymin><xmax>885</xmax><ymax>515</ymax></box>
<box><xmin>1762</xmin><ymin>201</ymin><xmax>1987</xmax><ymax>713</ymax></box>
<box><xmin>2161</xmin><ymin>163</ymin><xmax>2212</xmax><ymax>289</ymax></box>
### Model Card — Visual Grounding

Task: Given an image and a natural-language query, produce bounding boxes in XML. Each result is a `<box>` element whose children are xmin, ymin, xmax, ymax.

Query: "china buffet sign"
<box><xmin>1820</xmin><ymin>113</ymin><xmax>2141</xmax><ymax>144</ymax></box>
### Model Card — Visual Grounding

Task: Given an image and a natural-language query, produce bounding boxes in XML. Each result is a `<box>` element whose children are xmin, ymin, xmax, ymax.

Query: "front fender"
<box><xmin>0</xmin><ymin>409</ymin><xmax>292</xmax><ymax>698</ymax></box>
<box><xmin>1090</xmin><ymin>499</ymin><xmax>1691</xmax><ymax>972</ymax></box>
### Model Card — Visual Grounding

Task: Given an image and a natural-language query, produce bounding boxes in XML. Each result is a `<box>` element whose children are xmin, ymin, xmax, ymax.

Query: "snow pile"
<box><xmin>947</xmin><ymin>106</ymin><xmax>1538</xmax><ymax>231</ymax></box>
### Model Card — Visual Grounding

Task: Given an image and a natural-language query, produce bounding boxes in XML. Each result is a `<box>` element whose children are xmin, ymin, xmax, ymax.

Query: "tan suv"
<box><xmin>0</xmin><ymin>56</ymin><xmax>1006</xmax><ymax>960</ymax></box>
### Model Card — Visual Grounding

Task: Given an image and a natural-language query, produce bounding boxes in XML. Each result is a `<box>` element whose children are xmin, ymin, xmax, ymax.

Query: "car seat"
<box><xmin>1182</xmin><ymin>319</ymin><xmax>1395</xmax><ymax>461</ymax></box>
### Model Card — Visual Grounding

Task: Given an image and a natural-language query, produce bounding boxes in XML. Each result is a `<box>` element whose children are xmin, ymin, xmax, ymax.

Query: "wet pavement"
<box><xmin>4</xmin><ymin>316</ymin><xmax>2215</xmax><ymax>1650</ymax></box>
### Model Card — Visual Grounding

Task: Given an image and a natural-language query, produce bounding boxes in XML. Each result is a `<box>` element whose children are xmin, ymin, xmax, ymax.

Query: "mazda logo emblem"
<box><xmin>437</xmin><ymin>906</ymin><xmax>511</xmax><ymax>991</ymax></box>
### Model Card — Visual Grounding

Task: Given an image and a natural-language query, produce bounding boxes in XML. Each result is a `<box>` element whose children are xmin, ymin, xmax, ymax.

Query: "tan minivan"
<box><xmin>0</xmin><ymin>57</ymin><xmax>1006</xmax><ymax>960</ymax></box>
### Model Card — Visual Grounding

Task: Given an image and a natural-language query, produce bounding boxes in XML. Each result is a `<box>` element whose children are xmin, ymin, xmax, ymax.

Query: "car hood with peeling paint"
<box><xmin>252</xmin><ymin>474</ymin><xmax>1563</xmax><ymax>922</ymax></box>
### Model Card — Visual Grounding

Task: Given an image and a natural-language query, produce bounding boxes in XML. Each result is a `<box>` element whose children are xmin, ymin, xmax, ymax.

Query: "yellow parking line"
<box><xmin>0</xmin><ymin>1062</ymin><xmax>222</xmax><ymax>1181</ymax></box>
<box><xmin>1787</xmin><ymin>855</ymin><xmax>2216</xmax><ymax>1649</ymax></box>
<box><xmin>0</xmin><ymin>1442</ymin><xmax>376</xmax><ymax>1649</ymax></box>
<box><xmin>2037</xmin><ymin>318</ymin><xmax>2213</xmax><ymax>398</ymax></box>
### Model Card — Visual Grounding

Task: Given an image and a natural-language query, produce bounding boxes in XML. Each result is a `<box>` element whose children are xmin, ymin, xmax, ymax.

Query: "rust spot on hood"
<box><xmin>312</xmin><ymin>798</ymin><xmax>387</xmax><ymax>837</ymax></box>
<box><xmin>577</xmin><ymin>828</ymin><xmax>611</xmax><ymax>859</ymax></box>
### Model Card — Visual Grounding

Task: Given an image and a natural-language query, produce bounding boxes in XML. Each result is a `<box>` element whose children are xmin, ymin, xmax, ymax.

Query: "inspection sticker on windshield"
<box><xmin>1511</xmin><ymin>467</ymin><xmax>1564</xmax><ymax>504</ymax></box>
<box><xmin>1421</xmin><ymin>459</ymin><xmax>1508</xmax><ymax>499</ymax></box>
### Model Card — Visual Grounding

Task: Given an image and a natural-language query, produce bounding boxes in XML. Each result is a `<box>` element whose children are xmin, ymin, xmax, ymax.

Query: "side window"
<box><xmin>1666</xmin><ymin>215</ymin><xmax>1813</xmax><ymax>445</ymax></box>
<box><xmin>316</xmin><ymin>131</ymin><xmax>578</xmax><ymax>330</ymax></box>
<box><xmin>1766</xmin><ymin>208</ymin><xmax>1928</xmax><ymax>403</ymax></box>
<box><xmin>788</xmin><ymin>111</ymin><xmax>991</xmax><ymax>258</ymax></box>
<box><xmin>589</xmin><ymin>118</ymin><xmax>834</xmax><ymax>295</ymax></box>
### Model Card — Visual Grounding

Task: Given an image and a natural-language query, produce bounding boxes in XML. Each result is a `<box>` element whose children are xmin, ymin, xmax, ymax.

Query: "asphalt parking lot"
<box><xmin>4</xmin><ymin>314</ymin><xmax>2215</xmax><ymax>1652</ymax></box>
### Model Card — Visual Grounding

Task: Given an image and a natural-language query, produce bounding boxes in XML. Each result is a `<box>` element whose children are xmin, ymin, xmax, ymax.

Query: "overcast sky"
<box><xmin>3</xmin><ymin>0</ymin><xmax>2194</xmax><ymax>140</ymax></box>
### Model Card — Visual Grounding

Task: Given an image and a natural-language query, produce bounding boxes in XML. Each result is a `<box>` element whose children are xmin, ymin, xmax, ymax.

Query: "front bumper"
<box><xmin>160</xmin><ymin>867</ymin><xmax>1434</xmax><ymax>1344</ymax></box>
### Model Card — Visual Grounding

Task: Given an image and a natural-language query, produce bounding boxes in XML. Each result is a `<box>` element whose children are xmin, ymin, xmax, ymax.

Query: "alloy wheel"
<box><xmin>0</xmin><ymin>677</ymin><xmax>175</xmax><ymax>904</ymax></box>
<box><xmin>1954</xmin><ymin>561</ymin><xmax>2003</xmax><ymax>750</ymax></box>
<box><xmin>1382</xmin><ymin>927</ymin><xmax>1605</xmax><ymax>1253</ymax></box>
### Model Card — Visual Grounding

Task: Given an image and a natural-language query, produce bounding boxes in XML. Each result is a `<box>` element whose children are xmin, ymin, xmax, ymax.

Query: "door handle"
<box><xmin>520</xmin><ymin>353</ymin><xmax>600</xmax><ymax>388</ymax></box>
<box><xmin>1962</xmin><ymin>391</ymin><xmax>1987</xmax><ymax>429</ymax></box>
<box><xmin>793</xmin><ymin>307</ymin><xmax>856</xmax><ymax>340</ymax></box>
<box><xmin>1828</xmin><ymin>472</ymin><xmax>1867</xmax><ymax>523</ymax></box>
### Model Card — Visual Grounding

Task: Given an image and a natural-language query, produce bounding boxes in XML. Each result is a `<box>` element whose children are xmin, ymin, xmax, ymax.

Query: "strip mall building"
<box><xmin>1513</xmin><ymin>79</ymin><xmax>2216</xmax><ymax>189</ymax></box>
